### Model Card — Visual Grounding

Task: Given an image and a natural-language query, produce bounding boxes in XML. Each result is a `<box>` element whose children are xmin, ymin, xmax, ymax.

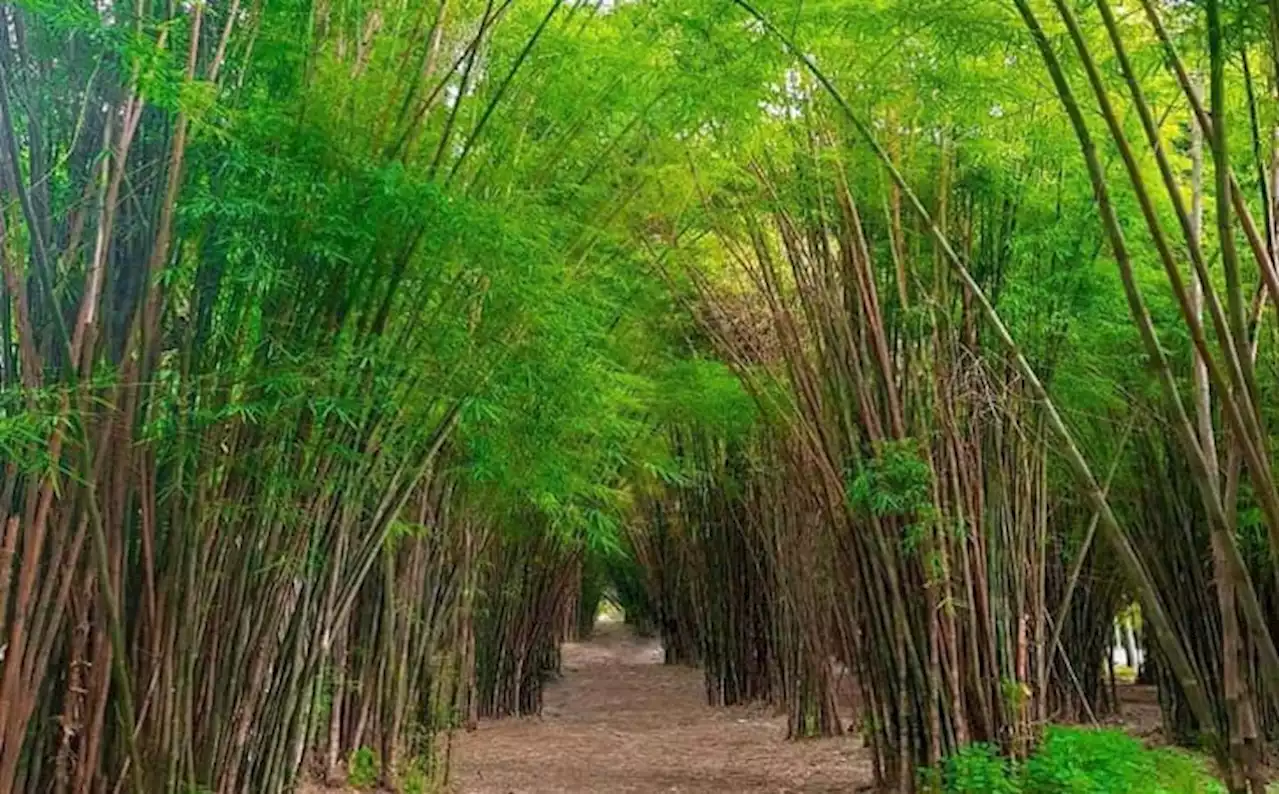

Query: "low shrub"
<box><xmin>1023</xmin><ymin>727</ymin><xmax>1223</xmax><ymax>793</ymax></box>
<box><xmin>937</xmin><ymin>742</ymin><xmax>1019</xmax><ymax>794</ymax></box>
<box><xmin>347</xmin><ymin>746</ymin><xmax>379</xmax><ymax>790</ymax></box>
<box><xmin>928</xmin><ymin>727</ymin><xmax>1225</xmax><ymax>794</ymax></box>
<box><xmin>400</xmin><ymin>755</ymin><xmax>430</xmax><ymax>794</ymax></box>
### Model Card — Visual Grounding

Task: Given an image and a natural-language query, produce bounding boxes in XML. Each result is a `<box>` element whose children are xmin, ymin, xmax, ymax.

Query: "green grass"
<box><xmin>929</xmin><ymin>727</ymin><xmax>1226</xmax><ymax>794</ymax></box>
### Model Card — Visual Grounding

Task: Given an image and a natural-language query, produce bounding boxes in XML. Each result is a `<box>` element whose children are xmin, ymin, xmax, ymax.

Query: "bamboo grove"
<box><xmin>0</xmin><ymin>0</ymin><xmax>1274</xmax><ymax>792</ymax></box>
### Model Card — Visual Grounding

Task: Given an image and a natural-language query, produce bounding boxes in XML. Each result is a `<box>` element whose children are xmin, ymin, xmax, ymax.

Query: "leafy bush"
<box><xmin>937</xmin><ymin>742</ymin><xmax>1019</xmax><ymax>794</ymax></box>
<box><xmin>1023</xmin><ymin>728</ymin><xmax>1224</xmax><ymax>794</ymax></box>
<box><xmin>347</xmin><ymin>746</ymin><xmax>379</xmax><ymax>790</ymax></box>
<box><xmin>400</xmin><ymin>755</ymin><xmax>430</xmax><ymax>794</ymax></box>
<box><xmin>929</xmin><ymin>728</ymin><xmax>1225</xmax><ymax>794</ymax></box>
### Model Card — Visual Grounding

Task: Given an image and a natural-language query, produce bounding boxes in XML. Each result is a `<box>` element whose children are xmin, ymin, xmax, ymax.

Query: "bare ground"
<box><xmin>443</xmin><ymin>618</ymin><xmax>872</xmax><ymax>793</ymax></box>
<box><xmin>1112</xmin><ymin>683</ymin><xmax>1163</xmax><ymax>739</ymax></box>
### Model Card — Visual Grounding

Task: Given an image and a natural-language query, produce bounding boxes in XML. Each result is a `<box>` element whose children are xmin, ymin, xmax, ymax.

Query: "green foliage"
<box><xmin>935</xmin><ymin>743</ymin><xmax>1019</xmax><ymax>794</ymax></box>
<box><xmin>928</xmin><ymin>729</ymin><xmax>1226</xmax><ymax>794</ymax></box>
<box><xmin>399</xmin><ymin>756</ymin><xmax>431</xmax><ymax>794</ymax></box>
<box><xmin>652</xmin><ymin>359</ymin><xmax>757</xmax><ymax>439</ymax></box>
<box><xmin>1023</xmin><ymin>729</ymin><xmax>1224</xmax><ymax>794</ymax></box>
<box><xmin>347</xmin><ymin>747</ymin><xmax>379</xmax><ymax>790</ymax></box>
<box><xmin>846</xmin><ymin>440</ymin><xmax>935</xmax><ymax>520</ymax></box>
<box><xmin>6</xmin><ymin>0</ymin><xmax>1274</xmax><ymax>788</ymax></box>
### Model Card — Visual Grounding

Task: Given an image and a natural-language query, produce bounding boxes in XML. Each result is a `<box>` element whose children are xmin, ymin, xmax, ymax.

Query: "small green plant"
<box><xmin>938</xmin><ymin>742</ymin><xmax>1018</xmax><ymax>794</ymax></box>
<box><xmin>1023</xmin><ymin>728</ymin><xmax>1225</xmax><ymax>794</ymax></box>
<box><xmin>347</xmin><ymin>746</ymin><xmax>379</xmax><ymax>790</ymax></box>
<box><xmin>400</xmin><ymin>755</ymin><xmax>430</xmax><ymax>794</ymax></box>
<box><xmin>928</xmin><ymin>729</ymin><xmax>1226</xmax><ymax>794</ymax></box>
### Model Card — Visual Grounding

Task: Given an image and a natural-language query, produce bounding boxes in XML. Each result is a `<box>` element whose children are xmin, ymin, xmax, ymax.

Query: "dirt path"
<box><xmin>447</xmin><ymin>619</ymin><xmax>871</xmax><ymax>793</ymax></box>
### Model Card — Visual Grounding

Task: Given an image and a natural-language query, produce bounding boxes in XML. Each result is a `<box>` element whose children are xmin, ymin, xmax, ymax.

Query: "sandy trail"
<box><xmin>446</xmin><ymin>619</ymin><xmax>871</xmax><ymax>793</ymax></box>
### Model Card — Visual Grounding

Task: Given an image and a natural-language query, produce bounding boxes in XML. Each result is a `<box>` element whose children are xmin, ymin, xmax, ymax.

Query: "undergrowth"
<box><xmin>347</xmin><ymin>747</ymin><xmax>379</xmax><ymax>790</ymax></box>
<box><xmin>928</xmin><ymin>727</ymin><xmax>1226</xmax><ymax>794</ymax></box>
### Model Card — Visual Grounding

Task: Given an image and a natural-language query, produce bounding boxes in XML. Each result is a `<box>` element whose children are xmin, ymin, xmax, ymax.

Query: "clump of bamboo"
<box><xmin>629</xmin><ymin>425</ymin><xmax>844</xmax><ymax>735</ymax></box>
<box><xmin>473</xmin><ymin>523</ymin><xmax>582</xmax><ymax>718</ymax></box>
<box><xmin>1010</xmin><ymin>1</ymin><xmax>1278</xmax><ymax>787</ymax></box>
<box><xmin>675</xmin><ymin>124</ymin><xmax>1096</xmax><ymax>786</ymax></box>
<box><xmin>0</xmin><ymin>0</ymin><xmax>615</xmax><ymax>791</ymax></box>
<box><xmin>321</xmin><ymin>476</ymin><xmax>483</xmax><ymax>789</ymax></box>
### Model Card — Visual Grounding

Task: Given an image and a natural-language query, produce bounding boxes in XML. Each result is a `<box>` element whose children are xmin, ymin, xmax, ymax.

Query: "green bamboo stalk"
<box><xmin>1136</xmin><ymin>0</ymin><xmax>1280</xmax><ymax>306</ymax></box>
<box><xmin>1042</xmin><ymin>0</ymin><xmax>1277</xmax><ymax>691</ymax></box>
